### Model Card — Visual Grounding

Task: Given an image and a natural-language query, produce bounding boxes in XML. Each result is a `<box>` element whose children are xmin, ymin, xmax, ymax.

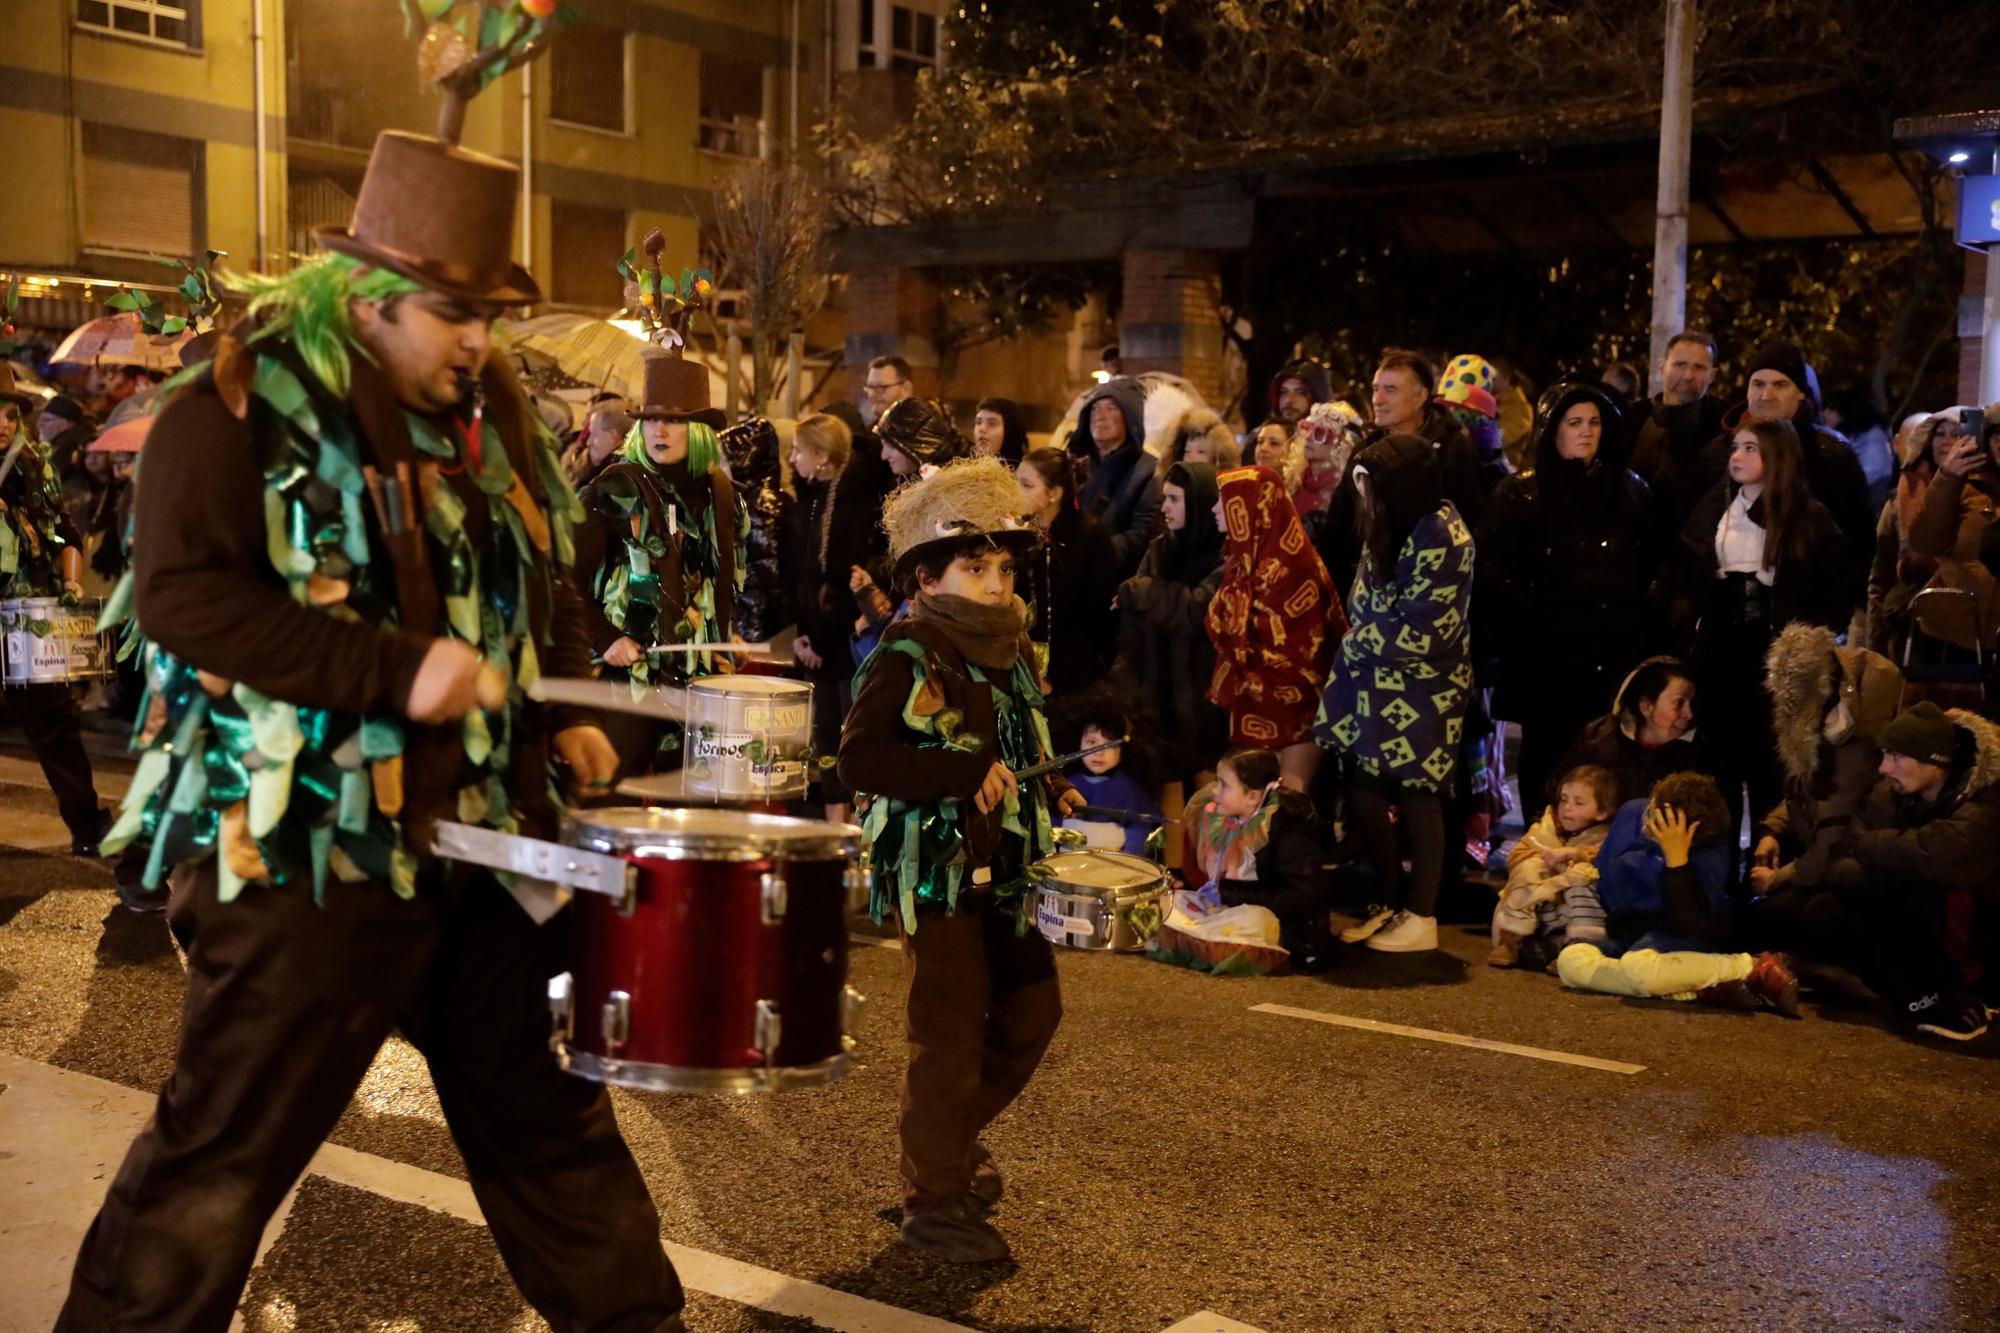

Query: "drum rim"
<box><xmin>557</xmin><ymin>1045</ymin><xmax>850</xmax><ymax>1094</ymax></box>
<box><xmin>688</xmin><ymin>674</ymin><xmax>811</xmax><ymax>697</ymax></box>
<box><xmin>1033</xmin><ymin>848</ymin><xmax>1166</xmax><ymax>890</ymax></box>
<box><xmin>563</xmin><ymin>807</ymin><xmax>861</xmax><ymax>859</ymax></box>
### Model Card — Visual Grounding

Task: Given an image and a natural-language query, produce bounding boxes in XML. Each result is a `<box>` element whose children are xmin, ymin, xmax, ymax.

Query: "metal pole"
<box><xmin>251</xmin><ymin>0</ymin><xmax>268</xmax><ymax>270</ymax></box>
<box><xmin>789</xmin><ymin>0</ymin><xmax>801</xmax><ymax>155</ymax></box>
<box><xmin>520</xmin><ymin>67</ymin><xmax>535</xmax><ymax>285</ymax></box>
<box><xmin>1649</xmin><ymin>0</ymin><xmax>1695</xmax><ymax>379</ymax></box>
<box><xmin>724</xmin><ymin>318</ymin><xmax>743</xmax><ymax>421</ymax></box>
<box><xmin>1981</xmin><ymin>247</ymin><xmax>2000</xmax><ymax>406</ymax></box>
<box><xmin>786</xmin><ymin>330</ymin><xmax>803</xmax><ymax>418</ymax></box>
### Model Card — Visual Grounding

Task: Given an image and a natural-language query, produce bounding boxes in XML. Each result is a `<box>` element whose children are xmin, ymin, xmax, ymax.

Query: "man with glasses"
<box><xmin>863</xmin><ymin>354</ymin><xmax>916</xmax><ymax>426</ymax></box>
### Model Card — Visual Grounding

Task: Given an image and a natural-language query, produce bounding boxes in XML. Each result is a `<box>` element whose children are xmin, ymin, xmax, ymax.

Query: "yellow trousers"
<box><xmin>1556</xmin><ymin>943</ymin><xmax>1752</xmax><ymax>1001</ymax></box>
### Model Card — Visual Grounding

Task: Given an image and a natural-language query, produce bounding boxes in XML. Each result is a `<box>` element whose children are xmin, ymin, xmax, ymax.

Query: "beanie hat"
<box><xmin>1878</xmin><ymin>702</ymin><xmax>1957</xmax><ymax>768</ymax></box>
<box><xmin>1746</xmin><ymin>341</ymin><xmax>1813</xmax><ymax>401</ymax></box>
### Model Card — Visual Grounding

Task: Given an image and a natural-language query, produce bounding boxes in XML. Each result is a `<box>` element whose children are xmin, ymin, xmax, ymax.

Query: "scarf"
<box><xmin>912</xmin><ymin>590</ymin><xmax>1028</xmax><ymax>671</ymax></box>
<box><xmin>1206</xmin><ymin>466</ymin><xmax>1342</xmax><ymax>709</ymax></box>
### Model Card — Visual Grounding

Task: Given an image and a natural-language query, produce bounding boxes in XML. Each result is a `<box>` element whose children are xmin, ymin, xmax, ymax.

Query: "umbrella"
<box><xmin>50</xmin><ymin>313</ymin><xmax>190</xmax><ymax>372</ymax></box>
<box><xmin>87</xmin><ymin>417</ymin><xmax>151</xmax><ymax>454</ymax></box>
<box><xmin>505</xmin><ymin>313</ymin><xmax>648</xmax><ymax>400</ymax></box>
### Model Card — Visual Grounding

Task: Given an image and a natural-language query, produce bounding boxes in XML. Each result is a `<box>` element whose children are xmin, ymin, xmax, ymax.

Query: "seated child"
<box><xmin>1488</xmin><ymin>764</ymin><xmax>1618</xmax><ymax>967</ymax></box>
<box><xmin>1556</xmin><ymin>770</ymin><xmax>1799</xmax><ymax>1014</ymax></box>
<box><xmin>1057</xmin><ymin>711</ymin><xmax>1165</xmax><ymax>855</ymax></box>
<box><xmin>1153</xmin><ymin>748</ymin><xmax>1331</xmax><ymax>972</ymax></box>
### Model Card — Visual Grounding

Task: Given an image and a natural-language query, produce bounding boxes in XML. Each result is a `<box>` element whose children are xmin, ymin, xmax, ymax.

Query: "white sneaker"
<box><xmin>1339</xmin><ymin>904</ymin><xmax>1395</xmax><ymax>944</ymax></box>
<box><xmin>1366</xmin><ymin>911</ymin><xmax>1438</xmax><ymax>953</ymax></box>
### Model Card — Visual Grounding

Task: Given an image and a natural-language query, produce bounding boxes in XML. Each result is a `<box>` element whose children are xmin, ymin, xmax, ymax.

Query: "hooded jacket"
<box><xmin>1827</xmin><ymin>708</ymin><xmax>2000</xmax><ymax>896</ymax></box>
<box><xmin>1115</xmin><ymin>460</ymin><xmax>1228</xmax><ymax>780</ymax></box>
<box><xmin>1550</xmin><ymin>656</ymin><xmax>1707</xmax><ymax>809</ymax></box>
<box><xmin>1476</xmin><ymin>382</ymin><xmax>1660</xmax><ymax>722</ymax></box>
<box><xmin>1267</xmin><ymin>359</ymin><xmax>1332</xmax><ymax>420</ymax></box>
<box><xmin>1318</xmin><ymin>402</ymin><xmax>1489</xmax><ymax>597</ymax></box>
<box><xmin>720</xmin><ymin>418</ymin><xmax>792</xmax><ymax>643</ymax></box>
<box><xmin>1068</xmin><ymin>377</ymin><xmax>1159</xmax><ymax>575</ymax></box>
<box><xmin>1757</xmin><ymin>625</ymin><xmax>1905</xmax><ymax>890</ymax></box>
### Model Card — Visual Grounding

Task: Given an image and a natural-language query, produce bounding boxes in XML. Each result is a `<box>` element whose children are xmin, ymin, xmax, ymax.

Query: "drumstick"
<box><xmin>1065</xmin><ymin>805</ymin><xmax>1168</xmax><ymax>826</ymax></box>
<box><xmin>1011</xmin><ymin>735</ymin><xmax>1129</xmax><ymax>783</ymax></box>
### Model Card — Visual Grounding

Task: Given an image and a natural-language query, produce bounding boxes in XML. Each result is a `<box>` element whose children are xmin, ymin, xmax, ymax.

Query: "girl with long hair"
<box><xmin>1016</xmin><ymin>446</ymin><xmax>1119</xmax><ymax>694</ymax></box>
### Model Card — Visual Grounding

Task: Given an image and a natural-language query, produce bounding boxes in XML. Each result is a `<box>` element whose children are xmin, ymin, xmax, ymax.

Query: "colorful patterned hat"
<box><xmin>1436</xmin><ymin>353</ymin><xmax>1498</xmax><ymax>419</ymax></box>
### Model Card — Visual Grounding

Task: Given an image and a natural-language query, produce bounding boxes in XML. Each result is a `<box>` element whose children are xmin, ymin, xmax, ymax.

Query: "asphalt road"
<box><xmin>2</xmin><ymin>755</ymin><xmax>1997</xmax><ymax>1332</ymax></box>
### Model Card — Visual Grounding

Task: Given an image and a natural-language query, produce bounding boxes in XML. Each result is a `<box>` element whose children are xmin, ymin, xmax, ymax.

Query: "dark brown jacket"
<box><xmin>133</xmin><ymin>351</ymin><xmax>596</xmax><ymax>853</ymax></box>
<box><xmin>838</xmin><ymin>616</ymin><xmax>1073</xmax><ymax>874</ymax></box>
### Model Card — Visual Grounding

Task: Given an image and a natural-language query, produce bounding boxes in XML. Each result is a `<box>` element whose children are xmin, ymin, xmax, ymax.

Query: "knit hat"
<box><xmin>877</xmin><ymin>397</ymin><xmax>968</xmax><ymax>469</ymax></box>
<box><xmin>883</xmin><ymin>455</ymin><xmax>1038</xmax><ymax>582</ymax></box>
<box><xmin>1745</xmin><ymin>341</ymin><xmax>1813</xmax><ymax>401</ymax></box>
<box><xmin>1436</xmin><ymin>354</ymin><xmax>1498</xmax><ymax>419</ymax></box>
<box><xmin>1878</xmin><ymin>702</ymin><xmax>1957</xmax><ymax>768</ymax></box>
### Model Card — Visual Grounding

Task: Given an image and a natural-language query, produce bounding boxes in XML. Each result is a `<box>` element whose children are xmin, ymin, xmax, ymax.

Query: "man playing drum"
<box><xmin>839</xmin><ymin>456</ymin><xmax>1086</xmax><ymax>1263</ymax></box>
<box><xmin>57</xmin><ymin>125</ymin><xmax>685</xmax><ymax>1330</ymax></box>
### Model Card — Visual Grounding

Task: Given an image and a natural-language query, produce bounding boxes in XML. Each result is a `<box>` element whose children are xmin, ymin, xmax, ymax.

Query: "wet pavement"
<box><xmin>2</xmin><ymin>748</ymin><xmax>1998</xmax><ymax>1332</ymax></box>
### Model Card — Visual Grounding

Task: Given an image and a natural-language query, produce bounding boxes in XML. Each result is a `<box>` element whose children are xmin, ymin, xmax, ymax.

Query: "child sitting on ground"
<box><xmin>1153</xmin><ymin>747</ymin><xmax>1331</xmax><ymax>973</ymax></box>
<box><xmin>1056</xmin><ymin>709</ymin><xmax>1165</xmax><ymax>855</ymax></box>
<box><xmin>1556</xmin><ymin>770</ymin><xmax>1799</xmax><ymax>1014</ymax></box>
<box><xmin>1489</xmin><ymin>765</ymin><xmax>1619</xmax><ymax>967</ymax></box>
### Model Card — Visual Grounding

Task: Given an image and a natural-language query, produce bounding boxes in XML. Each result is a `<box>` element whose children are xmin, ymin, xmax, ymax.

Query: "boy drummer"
<box><xmin>838</xmin><ymin>455</ymin><xmax>1084</xmax><ymax>1263</ymax></box>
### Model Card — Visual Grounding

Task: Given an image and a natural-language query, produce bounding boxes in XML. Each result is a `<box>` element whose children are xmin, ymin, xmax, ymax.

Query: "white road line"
<box><xmin>0</xmin><ymin>1052</ymin><xmax>970</xmax><ymax>1333</ymax></box>
<box><xmin>1163</xmin><ymin>1312</ymin><xmax>1269</xmax><ymax>1333</ymax></box>
<box><xmin>1251</xmin><ymin>1002</ymin><xmax>1647</xmax><ymax>1075</ymax></box>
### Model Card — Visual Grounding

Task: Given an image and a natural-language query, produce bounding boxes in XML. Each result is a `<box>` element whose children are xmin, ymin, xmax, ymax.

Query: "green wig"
<box><xmin>621</xmin><ymin>418</ymin><xmax>721</xmax><ymax>476</ymax></box>
<box><xmin>224</xmin><ymin>253</ymin><xmax>425</xmax><ymax>397</ymax></box>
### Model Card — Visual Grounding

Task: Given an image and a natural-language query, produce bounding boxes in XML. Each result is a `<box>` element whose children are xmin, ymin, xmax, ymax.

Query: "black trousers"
<box><xmin>1751</xmin><ymin>877</ymin><xmax>1973</xmax><ymax>1007</ymax></box>
<box><xmin>0</xmin><ymin>680</ymin><xmax>99</xmax><ymax>835</ymax></box>
<box><xmin>58</xmin><ymin>862</ymin><xmax>683</xmax><ymax>1333</ymax></box>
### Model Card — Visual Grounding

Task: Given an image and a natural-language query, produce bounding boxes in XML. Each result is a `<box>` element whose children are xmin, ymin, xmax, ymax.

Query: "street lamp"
<box><xmin>1896</xmin><ymin>109</ymin><xmax>2000</xmax><ymax>403</ymax></box>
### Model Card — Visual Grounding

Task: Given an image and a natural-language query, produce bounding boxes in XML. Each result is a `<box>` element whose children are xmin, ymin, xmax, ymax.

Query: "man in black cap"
<box><xmin>1786</xmin><ymin>702</ymin><xmax>2000</xmax><ymax>1042</ymax></box>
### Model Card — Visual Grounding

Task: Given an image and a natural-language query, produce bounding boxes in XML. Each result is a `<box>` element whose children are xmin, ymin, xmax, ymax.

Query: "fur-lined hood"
<box><xmin>1764</xmin><ymin>623</ymin><xmax>1905</xmax><ymax>784</ymax></box>
<box><xmin>1161</xmin><ymin>401</ymin><xmax>1240</xmax><ymax>469</ymax></box>
<box><xmin>1944</xmin><ymin>707</ymin><xmax>2000</xmax><ymax>799</ymax></box>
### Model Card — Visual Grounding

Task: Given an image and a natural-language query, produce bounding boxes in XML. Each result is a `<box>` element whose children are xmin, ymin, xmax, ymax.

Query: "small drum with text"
<box><xmin>681</xmin><ymin>675</ymin><xmax>814</xmax><ymax>802</ymax></box>
<box><xmin>1</xmin><ymin>597</ymin><xmax>109</xmax><ymax>686</ymax></box>
<box><xmin>1028</xmin><ymin>848</ymin><xmax>1169</xmax><ymax>952</ymax></box>
<box><xmin>551</xmin><ymin>806</ymin><xmax>866</xmax><ymax>1093</ymax></box>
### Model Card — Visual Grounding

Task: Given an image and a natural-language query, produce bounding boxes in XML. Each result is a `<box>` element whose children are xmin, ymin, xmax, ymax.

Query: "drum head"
<box><xmin>689</xmin><ymin>674</ymin><xmax>810</xmax><ymax>698</ymax></box>
<box><xmin>1035</xmin><ymin>849</ymin><xmax>1162</xmax><ymax>891</ymax></box>
<box><xmin>565</xmin><ymin>805</ymin><xmax>859</xmax><ymax>861</ymax></box>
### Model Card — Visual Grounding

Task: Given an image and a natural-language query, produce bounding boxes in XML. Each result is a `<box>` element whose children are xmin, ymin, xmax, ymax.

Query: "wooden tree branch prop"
<box><xmin>403</xmin><ymin>0</ymin><xmax>580</xmax><ymax>147</ymax></box>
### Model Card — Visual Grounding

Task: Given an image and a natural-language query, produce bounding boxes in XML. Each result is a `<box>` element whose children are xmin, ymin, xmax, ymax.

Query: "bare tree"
<box><xmin>710</xmin><ymin>162</ymin><xmax>831</xmax><ymax>412</ymax></box>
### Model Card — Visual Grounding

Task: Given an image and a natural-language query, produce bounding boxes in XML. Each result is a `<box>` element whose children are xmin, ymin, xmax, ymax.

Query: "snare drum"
<box><xmin>1028</xmin><ymin>849</ymin><xmax>1169</xmax><ymax>951</ymax></box>
<box><xmin>682</xmin><ymin>675</ymin><xmax>814</xmax><ymax>802</ymax></box>
<box><xmin>2</xmin><ymin>596</ymin><xmax>107</xmax><ymax>686</ymax></box>
<box><xmin>552</xmin><ymin>806</ymin><xmax>867</xmax><ymax>1093</ymax></box>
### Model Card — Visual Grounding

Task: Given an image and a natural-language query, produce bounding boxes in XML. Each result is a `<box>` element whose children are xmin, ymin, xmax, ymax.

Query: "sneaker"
<box><xmin>900</xmin><ymin>1198</ymin><xmax>1010</xmax><ymax>1263</ymax></box>
<box><xmin>968</xmin><ymin>1142</ymin><xmax>1002</xmax><ymax>1213</ymax></box>
<box><xmin>1745</xmin><ymin>952</ymin><xmax>1801</xmax><ymax>1018</ymax></box>
<box><xmin>1366</xmin><ymin>911</ymin><xmax>1438</xmax><ymax>953</ymax></box>
<box><xmin>1910</xmin><ymin>993</ymin><xmax>1990</xmax><ymax>1042</ymax></box>
<box><xmin>71</xmin><ymin>808</ymin><xmax>114</xmax><ymax>858</ymax></box>
<box><xmin>1340</xmin><ymin>904</ymin><xmax>1395</xmax><ymax>944</ymax></box>
<box><xmin>1487</xmin><ymin>935</ymin><xmax>1524</xmax><ymax>968</ymax></box>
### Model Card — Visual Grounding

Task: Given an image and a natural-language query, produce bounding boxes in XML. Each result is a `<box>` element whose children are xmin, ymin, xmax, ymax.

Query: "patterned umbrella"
<box><xmin>49</xmin><ymin>313</ymin><xmax>191</xmax><ymax>372</ymax></box>
<box><xmin>504</xmin><ymin>313</ymin><xmax>647</xmax><ymax>400</ymax></box>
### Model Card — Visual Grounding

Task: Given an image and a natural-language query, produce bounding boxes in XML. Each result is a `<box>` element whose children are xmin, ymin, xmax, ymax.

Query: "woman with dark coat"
<box><xmin>1114</xmin><ymin>459</ymin><xmax>1229</xmax><ymax>786</ymax></box>
<box><xmin>1551</xmin><ymin>656</ymin><xmax>1705</xmax><ymax>808</ymax></box>
<box><xmin>1477</xmin><ymin>382</ymin><xmax>1661</xmax><ymax>810</ymax></box>
<box><xmin>787</xmin><ymin>411</ymin><xmax>890</xmax><ymax>822</ymax></box>
<box><xmin>1015</xmin><ymin>447</ymin><xmax>1119</xmax><ymax>695</ymax></box>
<box><xmin>1672</xmin><ymin>413</ymin><xmax>1851</xmax><ymax>851</ymax></box>
<box><xmin>971</xmin><ymin>396</ymin><xmax>1030</xmax><ymax>466</ymax></box>
<box><xmin>721</xmin><ymin>416</ymin><xmax>792</xmax><ymax>644</ymax></box>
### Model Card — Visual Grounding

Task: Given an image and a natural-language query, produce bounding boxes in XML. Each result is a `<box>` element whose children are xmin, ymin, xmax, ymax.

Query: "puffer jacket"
<box><xmin>1758</xmin><ymin>625</ymin><xmax>1905</xmax><ymax>890</ymax></box>
<box><xmin>721</xmin><ymin>418</ymin><xmax>792</xmax><ymax>643</ymax></box>
<box><xmin>1826</xmin><ymin>709</ymin><xmax>2000</xmax><ymax>895</ymax></box>
<box><xmin>1068</xmin><ymin>376</ymin><xmax>1160</xmax><ymax>575</ymax></box>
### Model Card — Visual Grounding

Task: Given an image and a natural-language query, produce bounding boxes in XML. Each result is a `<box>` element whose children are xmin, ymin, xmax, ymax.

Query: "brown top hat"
<box><xmin>633</xmin><ymin>352</ymin><xmax>723</xmax><ymax>429</ymax></box>
<box><xmin>314</xmin><ymin>131</ymin><xmax>541</xmax><ymax>306</ymax></box>
<box><xmin>0</xmin><ymin>363</ymin><xmax>41</xmax><ymax>414</ymax></box>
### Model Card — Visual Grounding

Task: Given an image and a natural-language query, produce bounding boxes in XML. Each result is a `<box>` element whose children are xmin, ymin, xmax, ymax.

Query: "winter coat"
<box><xmin>1058</xmin><ymin>768</ymin><xmax>1164</xmax><ymax>855</ymax></box>
<box><xmin>1266</xmin><ymin>360</ymin><xmax>1331</xmax><ymax>419</ymax></box>
<box><xmin>1630</xmin><ymin>394</ymin><xmax>1726</xmax><ymax>540</ymax></box>
<box><xmin>725</xmin><ymin>425</ymin><xmax>792</xmax><ymax>644</ymax></box>
<box><xmin>1825</xmin><ymin>709</ymin><xmax>2000</xmax><ymax>896</ymax></box>
<box><xmin>1904</xmin><ymin>470</ymin><xmax>2000</xmax><ymax>651</ymax></box>
<box><xmin>1670</xmin><ymin>479</ymin><xmax>1853</xmax><ymax>659</ymax></box>
<box><xmin>1211</xmin><ymin>793</ymin><xmax>1329</xmax><ymax>959</ymax></box>
<box><xmin>1114</xmin><ymin>466</ymin><xmax>1228</xmax><ymax>781</ymax></box>
<box><xmin>788</xmin><ymin>459</ymin><xmax>890</xmax><ymax>681</ymax></box>
<box><xmin>1549</xmin><ymin>656</ymin><xmax>1708</xmax><ymax>809</ymax></box>
<box><xmin>1315</xmin><ymin>502</ymin><xmax>1476</xmax><ymax>794</ymax></box>
<box><xmin>1758</xmin><ymin>627</ymin><xmax>1905</xmax><ymax>891</ymax></box>
<box><xmin>1069</xmin><ymin>377</ymin><xmax>1160</xmax><ymax>575</ymax></box>
<box><xmin>1318</xmin><ymin>404</ymin><xmax>1488</xmax><ymax>596</ymax></box>
<box><xmin>1024</xmin><ymin>504</ymin><xmax>1120</xmax><ymax>696</ymax></box>
<box><xmin>1476</xmin><ymin>391</ymin><xmax>1662</xmax><ymax>726</ymax></box>
<box><xmin>1594</xmin><ymin>797</ymin><xmax>1735</xmax><ymax>953</ymax></box>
